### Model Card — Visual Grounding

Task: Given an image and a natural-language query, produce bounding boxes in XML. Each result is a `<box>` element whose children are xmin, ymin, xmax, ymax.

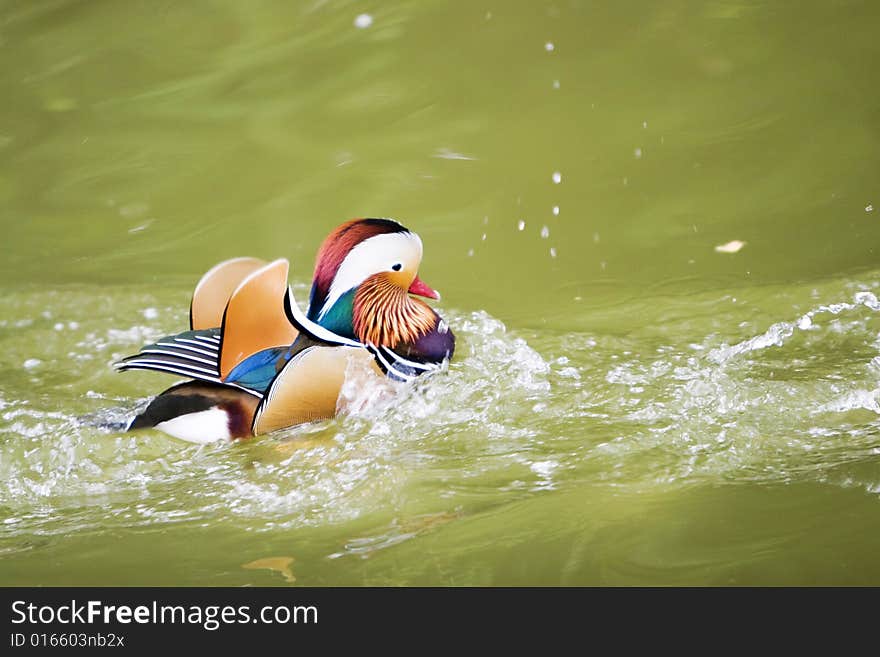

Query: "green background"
<box><xmin>1</xmin><ymin>0</ymin><xmax>879</xmax><ymax>585</ymax></box>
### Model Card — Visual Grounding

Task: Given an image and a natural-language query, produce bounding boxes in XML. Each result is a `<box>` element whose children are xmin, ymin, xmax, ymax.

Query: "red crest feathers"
<box><xmin>309</xmin><ymin>218</ymin><xmax>409</xmax><ymax>317</ymax></box>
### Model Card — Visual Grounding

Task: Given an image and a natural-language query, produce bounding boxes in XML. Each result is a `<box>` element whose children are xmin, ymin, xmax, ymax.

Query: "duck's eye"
<box><xmin>391</xmin><ymin>263</ymin><xmax>403</xmax><ymax>272</ymax></box>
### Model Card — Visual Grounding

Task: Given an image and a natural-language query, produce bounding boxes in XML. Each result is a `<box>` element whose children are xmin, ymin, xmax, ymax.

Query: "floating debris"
<box><xmin>242</xmin><ymin>556</ymin><xmax>296</xmax><ymax>583</ymax></box>
<box><xmin>867</xmin><ymin>204</ymin><xmax>874</xmax><ymax>213</ymax></box>
<box><xmin>714</xmin><ymin>240</ymin><xmax>747</xmax><ymax>254</ymax></box>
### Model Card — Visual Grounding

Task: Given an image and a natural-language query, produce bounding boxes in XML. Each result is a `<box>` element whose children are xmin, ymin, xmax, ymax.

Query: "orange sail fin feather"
<box><xmin>219</xmin><ymin>259</ymin><xmax>298</xmax><ymax>379</ymax></box>
<box><xmin>190</xmin><ymin>257</ymin><xmax>267</xmax><ymax>330</ymax></box>
<box><xmin>116</xmin><ymin>217</ymin><xmax>455</xmax><ymax>442</ymax></box>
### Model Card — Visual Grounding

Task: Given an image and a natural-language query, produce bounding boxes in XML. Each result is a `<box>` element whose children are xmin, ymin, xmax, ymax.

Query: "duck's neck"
<box><xmin>315</xmin><ymin>288</ymin><xmax>357</xmax><ymax>338</ymax></box>
<box><xmin>352</xmin><ymin>276</ymin><xmax>436</xmax><ymax>347</ymax></box>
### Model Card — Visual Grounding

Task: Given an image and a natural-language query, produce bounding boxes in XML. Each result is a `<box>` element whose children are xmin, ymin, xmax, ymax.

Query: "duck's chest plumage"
<box><xmin>394</xmin><ymin>312</ymin><xmax>454</xmax><ymax>364</ymax></box>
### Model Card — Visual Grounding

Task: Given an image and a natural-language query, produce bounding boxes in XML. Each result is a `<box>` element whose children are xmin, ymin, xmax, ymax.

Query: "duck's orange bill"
<box><xmin>408</xmin><ymin>276</ymin><xmax>440</xmax><ymax>300</ymax></box>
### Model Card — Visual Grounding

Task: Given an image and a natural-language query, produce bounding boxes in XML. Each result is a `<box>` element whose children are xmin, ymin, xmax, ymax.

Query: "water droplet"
<box><xmin>467</xmin><ymin>248</ymin><xmax>474</xmax><ymax>257</ymax></box>
<box><xmin>552</xmin><ymin>206</ymin><xmax>560</xmax><ymax>216</ymax></box>
<box><xmin>517</xmin><ymin>220</ymin><xmax>525</xmax><ymax>231</ymax></box>
<box><xmin>552</xmin><ymin>171</ymin><xmax>562</xmax><ymax>184</ymax></box>
<box><xmin>634</xmin><ymin>147</ymin><xmax>643</xmax><ymax>159</ymax></box>
<box><xmin>354</xmin><ymin>14</ymin><xmax>373</xmax><ymax>29</ymax></box>
<box><xmin>549</xmin><ymin>247</ymin><xmax>557</xmax><ymax>258</ymax></box>
<box><xmin>545</xmin><ymin>42</ymin><xmax>555</xmax><ymax>52</ymax></box>
<box><xmin>642</xmin><ymin>121</ymin><xmax>648</xmax><ymax>129</ymax></box>
<box><xmin>552</xmin><ymin>79</ymin><xmax>560</xmax><ymax>89</ymax></box>
<box><xmin>592</xmin><ymin>232</ymin><xmax>600</xmax><ymax>243</ymax></box>
<box><xmin>541</xmin><ymin>225</ymin><xmax>550</xmax><ymax>239</ymax></box>
<box><xmin>481</xmin><ymin>233</ymin><xmax>487</xmax><ymax>241</ymax></box>
<box><xmin>23</xmin><ymin>358</ymin><xmax>41</xmax><ymax>369</ymax></box>
<box><xmin>867</xmin><ymin>204</ymin><xmax>874</xmax><ymax>213</ymax></box>
<box><xmin>714</xmin><ymin>240</ymin><xmax>746</xmax><ymax>254</ymax></box>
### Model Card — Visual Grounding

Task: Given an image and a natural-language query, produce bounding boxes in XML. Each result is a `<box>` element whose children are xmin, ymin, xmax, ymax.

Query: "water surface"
<box><xmin>1</xmin><ymin>0</ymin><xmax>879</xmax><ymax>585</ymax></box>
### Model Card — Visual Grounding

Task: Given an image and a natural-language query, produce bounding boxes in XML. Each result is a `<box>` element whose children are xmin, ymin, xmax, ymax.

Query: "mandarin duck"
<box><xmin>116</xmin><ymin>218</ymin><xmax>455</xmax><ymax>442</ymax></box>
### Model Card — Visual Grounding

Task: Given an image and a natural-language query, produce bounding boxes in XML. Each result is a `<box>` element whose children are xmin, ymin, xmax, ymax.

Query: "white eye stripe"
<box><xmin>318</xmin><ymin>231</ymin><xmax>423</xmax><ymax>320</ymax></box>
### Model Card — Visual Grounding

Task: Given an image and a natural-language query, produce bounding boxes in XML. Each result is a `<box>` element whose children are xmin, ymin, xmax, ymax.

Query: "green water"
<box><xmin>2</xmin><ymin>0</ymin><xmax>880</xmax><ymax>586</ymax></box>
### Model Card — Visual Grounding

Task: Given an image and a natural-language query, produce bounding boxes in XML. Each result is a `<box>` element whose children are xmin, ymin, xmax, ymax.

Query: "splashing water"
<box><xmin>1</xmin><ymin>276</ymin><xmax>880</xmax><ymax>573</ymax></box>
<box><xmin>0</xmin><ymin>284</ymin><xmax>557</xmax><ymax>540</ymax></box>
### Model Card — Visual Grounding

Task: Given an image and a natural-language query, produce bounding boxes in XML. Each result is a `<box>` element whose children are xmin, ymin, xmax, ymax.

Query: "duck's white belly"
<box><xmin>154</xmin><ymin>407</ymin><xmax>231</xmax><ymax>443</ymax></box>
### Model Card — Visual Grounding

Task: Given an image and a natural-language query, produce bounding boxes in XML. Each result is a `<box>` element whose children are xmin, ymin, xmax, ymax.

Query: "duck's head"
<box><xmin>307</xmin><ymin>218</ymin><xmax>440</xmax><ymax>340</ymax></box>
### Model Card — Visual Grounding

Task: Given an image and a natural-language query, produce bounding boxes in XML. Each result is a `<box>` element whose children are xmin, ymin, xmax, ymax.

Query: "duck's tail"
<box><xmin>127</xmin><ymin>381</ymin><xmax>260</xmax><ymax>442</ymax></box>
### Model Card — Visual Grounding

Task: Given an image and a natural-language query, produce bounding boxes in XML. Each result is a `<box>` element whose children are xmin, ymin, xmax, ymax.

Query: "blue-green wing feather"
<box><xmin>224</xmin><ymin>347</ymin><xmax>290</xmax><ymax>393</ymax></box>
